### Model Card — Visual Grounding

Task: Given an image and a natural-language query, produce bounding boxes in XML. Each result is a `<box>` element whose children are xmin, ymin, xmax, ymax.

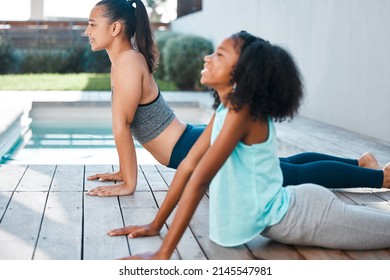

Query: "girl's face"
<box><xmin>200</xmin><ymin>37</ymin><xmax>239</xmax><ymax>101</ymax></box>
<box><xmin>84</xmin><ymin>5</ymin><xmax>112</xmax><ymax>51</ymax></box>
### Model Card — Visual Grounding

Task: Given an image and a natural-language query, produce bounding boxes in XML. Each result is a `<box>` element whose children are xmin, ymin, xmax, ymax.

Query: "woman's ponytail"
<box><xmin>133</xmin><ymin>0</ymin><xmax>159</xmax><ymax>73</ymax></box>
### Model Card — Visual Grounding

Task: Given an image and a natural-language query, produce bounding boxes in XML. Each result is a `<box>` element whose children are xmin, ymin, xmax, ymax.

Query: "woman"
<box><xmin>84</xmin><ymin>0</ymin><xmax>200</xmax><ymax>196</ymax></box>
<box><xmin>84</xmin><ymin>0</ymin><xmax>389</xmax><ymax>197</ymax></box>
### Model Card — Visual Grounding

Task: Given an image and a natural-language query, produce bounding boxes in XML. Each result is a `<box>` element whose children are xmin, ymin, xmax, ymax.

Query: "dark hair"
<box><xmin>96</xmin><ymin>0</ymin><xmax>159</xmax><ymax>72</ymax></box>
<box><xmin>212</xmin><ymin>31</ymin><xmax>303</xmax><ymax>122</ymax></box>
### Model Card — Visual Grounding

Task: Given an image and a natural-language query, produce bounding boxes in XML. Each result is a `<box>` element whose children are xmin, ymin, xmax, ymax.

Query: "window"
<box><xmin>177</xmin><ymin>0</ymin><xmax>202</xmax><ymax>17</ymax></box>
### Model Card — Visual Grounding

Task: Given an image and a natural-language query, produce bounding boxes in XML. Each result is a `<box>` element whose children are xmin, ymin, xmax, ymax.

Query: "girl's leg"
<box><xmin>280</xmin><ymin>154</ymin><xmax>383</xmax><ymax>188</ymax></box>
<box><xmin>262</xmin><ymin>184</ymin><xmax>390</xmax><ymax>250</ymax></box>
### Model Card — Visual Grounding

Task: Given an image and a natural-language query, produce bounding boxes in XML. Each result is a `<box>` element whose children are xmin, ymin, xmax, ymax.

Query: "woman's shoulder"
<box><xmin>116</xmin><ymin>49</ymin><xmax>149</xmax><ymax>72</ymax></box>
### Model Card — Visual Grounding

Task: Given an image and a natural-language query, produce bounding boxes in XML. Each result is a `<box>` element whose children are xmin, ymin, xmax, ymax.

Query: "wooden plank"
<box><xmin>246</xmin><ymin>235</ymin><xmax>304</xmax><ymax>260</ymax></box>
<box><xmin>337</xmin><ymin>190</ymin><xmax>390</xmax><ymax>211</ymax></box>
<box><xmin>83</xmin><ymin>194</ymin><xmax>129</xmax><ymax>260</ymax></box>
<box><xmin>51</xmin><ymin>165</ymin><xmax>84</xmax><ymax>192</ymax></box>
<box><xmin>293</xmin><ymin>247</ymin><xmax>351</xmax><ymax>260</ymax></box>
<box><xmin>159</xmin><ymin>170</ymin><xmax>175</xmax><ymax>186</ymax></box>
<box><xmin>121</xmin><ymin>207</ymin><xmax>180</xmax><ymax>260</ymax></box>
<box><xmin>135</xmin><ymin>169</ymin><xmax>151</xmax><ymax>192</ymax></box>
<box><xmin>83</xmin><ymin>165</ymin><xmax>129</xmax><ymax>260</ymax></box>
<box><xmin>373</xmin><ymin>190</ymin><xmax>390</xmax><ymax>202</ymax></box>
<box><xmin>0</xmin><ymin>192</ymin><xmax>13</xmax><ymax>221</ymax></box>
<box><xmin>0</xmin><ymin>165</ymin><xmax>27</xmax><ymax>191</ymax></box>
<box><xmin>119</xmin><ymin>190</ymin><xmax>158</xmax><ymax>209</ymax></box>
<box><xmin>118</xmin><ymin>187</ymin><xmax>181</xmax><ymax>259</ymax></box>
<box><xmin>153</xmin><ymin>191</ymin><xmax>207</xmax><ymax>260</ymax></box>
<box><xmin>16</xmin><ymin>165</ymin><xmax>56</xmax><ymax>192</ymax></box>
<box><xmin>0</xmin><ymin>191</ymin><xmax>48</xmax><ymax>259</ymax></box>
<box><xmin>344</xmin><ymin>249</ymin><xmax>390</xmax><ymax>260</ymax></box>
<box><xmin>34</xmin><ymin>191</ymin><xmax>83</xmax><ymax>260</ymax></box>
<box><xmin>141</xmin><ymin>165</ymin><xmax>169</xmax><ymax>191</ymax></box>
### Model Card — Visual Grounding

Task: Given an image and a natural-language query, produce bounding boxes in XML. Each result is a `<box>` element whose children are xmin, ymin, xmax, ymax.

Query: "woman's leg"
<box><xmin>262</xmin><ymin>184</ymin><xmax>390</xmax><ymax>250</ymax></box>
<box><xmin>280</xmin><ymin>153</ymin><xmax>383</xmax><ymax>188</ymax></box>
<box><xmin>280</xmin><ymin>152</ymin><xmax>360</xmax><ymax>165</ymax></box>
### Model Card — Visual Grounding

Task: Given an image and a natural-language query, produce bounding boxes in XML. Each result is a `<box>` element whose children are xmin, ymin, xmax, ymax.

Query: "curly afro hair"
<box><xmin>211</xmin><ymin>31</ymin><xmax>304</xmax><ymax>122</ymax></box>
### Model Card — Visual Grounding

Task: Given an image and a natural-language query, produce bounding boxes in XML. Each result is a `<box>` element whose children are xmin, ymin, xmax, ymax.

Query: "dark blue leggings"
<box><xmin>280</xmin><ymin>152</ymin><xmax>383</xmax><ymax>188</ymax></box>
<box><xmin>169</xmin><ymin>125</ymin><xmax>384</xmax><ymax>188</ymax></box>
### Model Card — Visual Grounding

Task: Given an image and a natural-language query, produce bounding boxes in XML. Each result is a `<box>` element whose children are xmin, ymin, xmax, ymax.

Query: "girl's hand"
<box><xmin>108</xmin><ymin>223</ymin><xmax>160</xmax><ymax>238</ymax></box>
<box><xmin>87</xmin><ymin>171</ymin><xmax>123</xmax><ymax>182</ymax></box>
<box><xmin>87</xmin><ymin>182</ymin><xmax>135</xmax><ymax>196</ymax></box>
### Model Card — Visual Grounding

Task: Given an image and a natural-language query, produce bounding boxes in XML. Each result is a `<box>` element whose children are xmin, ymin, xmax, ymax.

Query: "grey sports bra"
<box><xmin>130</xmin><ymin>91</ymin><xmax>175</xmax><ymax>144</ymax></box>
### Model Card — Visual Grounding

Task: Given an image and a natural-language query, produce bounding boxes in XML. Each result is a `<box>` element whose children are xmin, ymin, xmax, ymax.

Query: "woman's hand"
<box><xmin>87</xmin><ymin>182</ymin><xmax>135</xmax><ymax>196</ymax></box>
<box><xmin>87</xmin><ymin>171</ymin><xmax>123</xmax><ymax>182</ymax></box>
<box><xmin>108</xmin><ymin>223</ymin><xmax>160</xmax><ymax>238</ymax></box>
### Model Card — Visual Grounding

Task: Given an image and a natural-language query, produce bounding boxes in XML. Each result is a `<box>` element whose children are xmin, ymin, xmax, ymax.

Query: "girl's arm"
<box><xmin>125</xmin><ymin>106</ymin><xmax>254</xmax><ymax>259</ymax></box>
<box><xmin>109</xmin><ymin>114</ymin><xmax>215</xmax><ymax>237</ymax></box>
<box><xmin>87</xmin><ymin>54</ymin><xmax>142</xmax><ymax>196</ymax></box>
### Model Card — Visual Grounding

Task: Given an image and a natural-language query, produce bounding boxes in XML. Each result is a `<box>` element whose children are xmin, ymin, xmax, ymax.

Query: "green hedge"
<box><xmin>0</xmin><ymin>39</ymin><xmax>17</xmax><ymax>74</ymax></box>
<box><xmin>154</xmin><ymin>31</ymin><xmax>181</xmax><ymax>80</ymax></box>
<box><xmin>1</xmin><ymin>32</ymin><xmax>213</xmax><ymax>90</ymax></box>
<box><xmin>163</xmin><ymin>34</ymin><xmax>213</xmax><ymax>90</ymax></box>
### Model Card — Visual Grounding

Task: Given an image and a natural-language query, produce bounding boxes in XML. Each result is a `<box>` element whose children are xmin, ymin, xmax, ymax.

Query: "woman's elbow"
<box><xmin>112</xmin><ymin>124</ymin><xmax>130</xmax><ymax>137</ymax></box>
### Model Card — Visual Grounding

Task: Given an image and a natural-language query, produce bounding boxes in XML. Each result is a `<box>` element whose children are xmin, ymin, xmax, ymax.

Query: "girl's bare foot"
<box><xmin>383</xmin><ymin>163</ymin><xmax>390</xmax><ymax>189</ymax></box>
<box><xmin>358</xmin><ymin>152</ymin><xmax>379</xmax><ymax>169</ymax></box>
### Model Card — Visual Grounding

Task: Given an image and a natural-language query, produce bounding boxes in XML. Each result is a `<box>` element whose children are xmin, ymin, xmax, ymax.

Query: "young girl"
<box><xmin>84</xmin><ymin>0</ymin><xmax>389</xmax><ymax>197</ymax></box>
<box><xmin>109</xmin><ymin>31</ymin><xmax>390</xmax><ymax>259</ymax></box>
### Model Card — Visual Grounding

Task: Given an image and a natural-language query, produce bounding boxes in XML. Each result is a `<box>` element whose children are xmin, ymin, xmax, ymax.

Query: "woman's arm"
<box><xmin>125</xmin><ymin>106</ymin><xmax>254</xmax><ymax>259</ymax></box>
<box><xmin>87</xmin><ymin>53</ymin><xmax>142</xmax><ymax>196</ymax></box>
<box><xmin>109</xmin><ymin>114</ymin><xmax>215</xmax><ymax>237</ymax></box>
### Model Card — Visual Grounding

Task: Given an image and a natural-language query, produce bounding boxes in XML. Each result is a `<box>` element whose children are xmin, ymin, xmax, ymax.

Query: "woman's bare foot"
<box><xmin>358</xmin><ymin>152</ymin><xmax>379</xmax><ymax>169</ymax></box>
<box><xmin>87</xmin><ymin>183</ymin><xmax>135</xmax><ymax>196</ymax></box>
<box><xmin>383</xmin><ymin>163</ymin><xmax>390</xmax><ymax>188</ymax></box>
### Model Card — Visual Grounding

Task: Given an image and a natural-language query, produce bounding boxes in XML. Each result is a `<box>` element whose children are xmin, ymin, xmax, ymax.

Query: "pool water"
<box><xmin>1</xmin><ymin>100</ymin><xmax>213</xmax><ymax>165</ymax></box>
<box><xmin>1</xmin><ymin>122</ymin><xmax>158</xmax><ymax>165</ymax></box>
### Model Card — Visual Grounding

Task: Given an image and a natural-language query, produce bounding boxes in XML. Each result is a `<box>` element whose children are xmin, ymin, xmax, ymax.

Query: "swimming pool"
<box><xmin>0</xmin><ymin>99</ymin><xmax>213</xmax><ymax>165</ymax></box>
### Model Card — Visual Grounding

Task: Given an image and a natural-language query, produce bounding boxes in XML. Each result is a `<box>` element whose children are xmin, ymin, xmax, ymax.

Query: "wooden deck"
<box><xmin>1</xmin><ymin>116</ymin><xmax>390</xmax><ymax>260</ymax></box>
<box><xmin>1</xmin><ymin>164</ymin><xmax>390</xmax><ymax>260</ymax></box>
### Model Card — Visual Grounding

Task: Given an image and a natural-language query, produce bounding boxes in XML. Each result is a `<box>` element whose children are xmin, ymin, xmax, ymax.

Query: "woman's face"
<box><xmin>84</xmin><ymin>5</ymin><xmax>112</xmax><ymax>51</ymax></box>
<box><xmin>200</xmin><ymin>37</ymin><xmax>239</xmax><ymax>99</ymax></box>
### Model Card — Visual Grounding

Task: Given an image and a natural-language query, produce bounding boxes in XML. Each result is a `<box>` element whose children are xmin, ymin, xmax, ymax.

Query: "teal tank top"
<box><xmin>209</xmin><ymin>104</ymin><xmax>291</xmax><ymax>247</ymax></box>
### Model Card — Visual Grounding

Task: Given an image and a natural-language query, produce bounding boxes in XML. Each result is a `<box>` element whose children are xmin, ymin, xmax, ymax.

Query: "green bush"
<box><xmin>0</xmin><ymin>38</ymin><xmax>17</xmax><ymax>74</ymax></box>
<box><xmin>83</xmin><ymin>48</ymin><xmax>111</xmax><ymax>73</ymax></box>
<box><xmin>64</xmin><ymin>44</ymin><xmax>88</xmax><ymax>73</ymax></box>
<box><xmin>19</xmin><ymin>49</ymin><xmax>69</xmax><ymax>73</ymax></box>
<box><xmin>16</xmin><ymin>45</ymin><xmax>110</xmax><ymax>74</ymax></box>
<box><xmin>154</xmin><ymin>31</ymin><xmax>181</xmax><ymax>80</ymax></box>
<box><xmin>163</xmin><ymin>34</ymin><xmax>213</xmax><ymax>90</ymax></box>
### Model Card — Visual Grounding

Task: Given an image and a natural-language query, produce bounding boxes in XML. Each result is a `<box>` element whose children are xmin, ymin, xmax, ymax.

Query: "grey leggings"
<box><xmin>262</xmin><ymin>184</ymin><xmax>390</xmax><ymax>250</ymax></box>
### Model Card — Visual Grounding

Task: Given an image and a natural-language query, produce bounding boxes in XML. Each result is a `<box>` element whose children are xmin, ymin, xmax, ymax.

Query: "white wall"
<box><xmin>171</xmin><ymin>0</ymin><xmax>390</xmax><ymax>143</ymax></box>
<box><xmin>30</xmin><ymin>0</ymin><xmax>44</xmax><ymax>20</ymax></box>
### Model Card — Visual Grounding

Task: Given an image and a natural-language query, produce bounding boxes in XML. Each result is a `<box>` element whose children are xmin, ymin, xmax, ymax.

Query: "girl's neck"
<box><xmin>215</xmin><ymin>87</ymin><xmax>233</xmax><ymax>107</ymax></box>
